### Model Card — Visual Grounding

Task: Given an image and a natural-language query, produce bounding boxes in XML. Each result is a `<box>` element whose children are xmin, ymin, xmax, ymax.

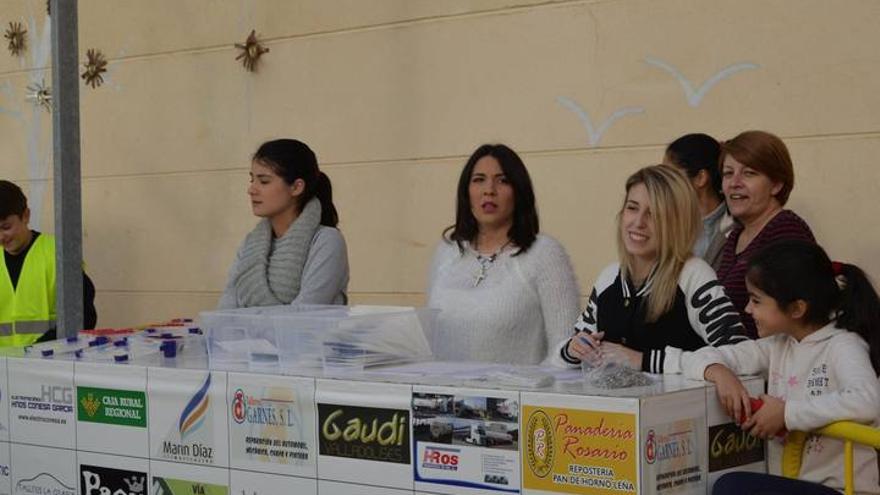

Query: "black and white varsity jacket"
<box><xmin>554</xmin><ymin>258</ymin><xmax>747</xmax><ymax>373</ymax></box>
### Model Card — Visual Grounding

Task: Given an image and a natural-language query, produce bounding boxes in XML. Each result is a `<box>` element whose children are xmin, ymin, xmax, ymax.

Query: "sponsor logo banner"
<box><xmin>421</xmin><ymin>446</ymin><xmax>461</xmax><ymax>471</ymax></box>
<box><xmin>229</xmin><ymin>386</ymin><xmax>311</xmax><ymax>465</ymax></box>
<box><xmin>158</xmin><ymin>374</ymin><xmax>216</xmax><ymax>465</ymax></box>
<box><xmin>80</xmin><ymin>464</ymin><xmax>146</xmax><ymax>495</ymax></box>
<box><xmin>77</xmin><ymin>387</ymin><xmax>147</xmax><ymax>428</ymax></box>
<box><xmin>522</xmin><ymin>405</ymin><xmax>637</xmax><ymax>494</ymax></box>
<box><xmin>642</xmin><ymin>419</ymin><xmax>705</xmax><ymax>494</ymax></box>
<box><xmin>318</xmin><ymin>404</ymin><xmax>410</xmax><ymax>464</ymax></box>
<box><xmin>15</xmin><ymin>472</ymin><xmax>75</xmax><ymax>495</ymax></box>
<box><xmin>413</xmin><ymin>392</ymin><xmax>519</xmax><ymax>492</ymax></box>
<box><xmin>10</xmin><ymin>384</ymin><xmax>74</xmax><ymax>426</ymax></box>
<box><xmin>151</xmin><ymin>477</ymin><xmax>228</xmax><ymax>495</ymax></box>
<box><xmin>708</xmin><ymin>422</ymin><xmax>764</xmax><ymax>472</ymax></box>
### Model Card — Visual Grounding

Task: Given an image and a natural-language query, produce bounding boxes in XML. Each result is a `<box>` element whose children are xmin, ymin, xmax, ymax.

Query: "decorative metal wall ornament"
<box><xmin>5</xmin><ymin>21</ymin><xmax>27</xmax><ymax>57</ymax></box>
<box><xmin>81</xmin><ymin>49</ymin><xmax>108</xmax><ymax>88</ymax></box>
<box><xmin>26</xmin><ymin>80</ymin><xmax>52</xmax><ymax>112</ymax></box>
<box><xmin>234</xmin><ymin>30</ymin><xmax>269</xmax><ymax>72</ymax></box>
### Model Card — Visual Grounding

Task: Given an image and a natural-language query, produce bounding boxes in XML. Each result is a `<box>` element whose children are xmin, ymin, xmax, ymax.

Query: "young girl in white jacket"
<box><xmin>683</xmin><ymin>240</ymin><xmax>880</xmax><ymax>495</ymax></box>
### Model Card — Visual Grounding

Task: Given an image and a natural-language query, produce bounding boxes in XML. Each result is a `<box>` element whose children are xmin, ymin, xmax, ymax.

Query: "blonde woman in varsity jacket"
<box><xmin>552</xmin><ymin>165</ymin><xmax>747</xmax><ymax>373</ymax></box>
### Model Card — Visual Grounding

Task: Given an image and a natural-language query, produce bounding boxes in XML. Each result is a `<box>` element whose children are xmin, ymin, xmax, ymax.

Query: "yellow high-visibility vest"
<box><xmin>0</xmin><ymin>234</ymin><xmax>56</xmax><ymax>347</ymax></box>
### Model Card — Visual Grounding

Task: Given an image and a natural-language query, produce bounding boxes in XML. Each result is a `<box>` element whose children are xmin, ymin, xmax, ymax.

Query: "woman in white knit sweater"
<box><xmin>427</xmin><ymin>144</ymin><xmax>581</xmax><ymax>364</ymax></box>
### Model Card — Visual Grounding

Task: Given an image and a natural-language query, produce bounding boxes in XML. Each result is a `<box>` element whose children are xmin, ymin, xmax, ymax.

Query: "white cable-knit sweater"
<box><xmin>426</xmin><ymin>234</ymin><xmax>581</xmax><ymax>365</ymax></box>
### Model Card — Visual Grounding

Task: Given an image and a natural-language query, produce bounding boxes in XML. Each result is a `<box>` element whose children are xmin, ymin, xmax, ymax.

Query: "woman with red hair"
<box><xmin>716</xmin><ymin>131</ymin><xmax>815</xmax><ymax>338</ymax></box>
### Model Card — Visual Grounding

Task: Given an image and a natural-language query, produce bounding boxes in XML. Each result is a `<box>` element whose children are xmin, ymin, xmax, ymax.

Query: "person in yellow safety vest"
<box><xmin>0</xmin><ymin>180</ymin><xmax>97</xmax><ymax>347</ymax></box>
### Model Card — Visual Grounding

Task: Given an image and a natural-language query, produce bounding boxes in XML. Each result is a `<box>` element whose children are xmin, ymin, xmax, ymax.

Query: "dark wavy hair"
<box><xmin>444</xmin><ymin>144</ymin><xmax>539</xmax><ymax>255</ymax></box>
<box><xmin>252</xmin><ymin>139</ymin><xmax>339</xmax><ymax>227</ymax></box>
<box><xmin>747</xmin><ymin>240</ymin><xmax>880</xmax><ymax>374</ymax></box>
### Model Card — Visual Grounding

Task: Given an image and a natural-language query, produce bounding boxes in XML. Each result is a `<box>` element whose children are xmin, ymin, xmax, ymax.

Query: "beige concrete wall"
<box><xmin>2</xmin><ymin>0</ymin><xmax>879</xmax><ymax>327</ymax></box>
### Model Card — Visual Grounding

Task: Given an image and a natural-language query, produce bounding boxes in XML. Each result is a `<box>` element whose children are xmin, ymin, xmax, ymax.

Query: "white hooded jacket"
<box><xmin>683</xmin><ymin>323</ymin><xmax>880</xmax><ymax>494</ymax></box>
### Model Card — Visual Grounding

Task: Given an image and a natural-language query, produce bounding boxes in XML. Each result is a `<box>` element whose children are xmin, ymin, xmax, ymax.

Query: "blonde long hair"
<box><xmin>617</xmin><ymin>165</ymin><xmax>700</xmax><ymax>322</ymax></box>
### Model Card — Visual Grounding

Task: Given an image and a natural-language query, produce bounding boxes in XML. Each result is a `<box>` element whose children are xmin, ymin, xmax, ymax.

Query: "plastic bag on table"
<box><xmin>581</xmin><ymin>359</ymin><xmax>655</xmax><ymax>389</ymax></box>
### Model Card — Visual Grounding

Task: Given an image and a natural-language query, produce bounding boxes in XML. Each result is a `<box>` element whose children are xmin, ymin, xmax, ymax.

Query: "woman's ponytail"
<box><xmin>314</xmin><ymin>171</ymin><xmax>339</xmax><ymax>228</ymax></box>
<box><xmin>836</xmin><ymin>263</ymin><xmax>880</xmax><ymax>374</ymax></box>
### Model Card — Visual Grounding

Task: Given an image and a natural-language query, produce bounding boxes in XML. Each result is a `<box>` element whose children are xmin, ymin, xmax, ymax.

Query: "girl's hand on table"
<box><xmin>705</xmin><ymin>363</ymin><xmax>751</xmax><ymax>424</ymax></box>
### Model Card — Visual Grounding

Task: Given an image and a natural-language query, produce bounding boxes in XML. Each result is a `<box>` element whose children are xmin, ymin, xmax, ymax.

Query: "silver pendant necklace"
<box><xmin>472</xmin><ymin>241</ymin><xmax>511</xmax><ymax>287</ymax></box>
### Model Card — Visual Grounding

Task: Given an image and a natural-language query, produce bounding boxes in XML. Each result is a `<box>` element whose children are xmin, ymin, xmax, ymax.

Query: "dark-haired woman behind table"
<box><xmin>219</xmin><ymin>139</ymin><xmax>349</xmax><ymax>308</ymax></box>
<box><xmin>427</xmin><ymin>144</ymin><xmax>581</xmax><ymax>365</ymax></box>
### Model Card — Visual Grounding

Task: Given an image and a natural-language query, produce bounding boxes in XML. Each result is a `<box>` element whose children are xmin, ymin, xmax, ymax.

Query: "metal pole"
<box><xmin>51</xmin><ymin>0</ymin><xmax>83</xmax><ymax>338</ymax></box>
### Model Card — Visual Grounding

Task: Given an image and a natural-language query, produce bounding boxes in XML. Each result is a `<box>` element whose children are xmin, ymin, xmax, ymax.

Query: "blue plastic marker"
<box><xmin>578</xmin><ymin>335</ymin><xmax>596</xmax><ymax>348</ymax></box>
<box><xmin>160</xmin><ymin>340</ymin><xmax>177</xmax><ymax>358</ymax></box>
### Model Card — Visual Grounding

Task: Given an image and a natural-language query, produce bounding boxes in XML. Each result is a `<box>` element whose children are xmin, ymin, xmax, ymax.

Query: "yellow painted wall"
<box><xmin>2</xmin><ymin>0</ymin><xmax>879</xmax><ymax>326</ymax></box>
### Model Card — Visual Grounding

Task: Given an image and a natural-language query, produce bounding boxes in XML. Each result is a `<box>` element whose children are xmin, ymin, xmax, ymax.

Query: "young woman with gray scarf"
<box><xmin>218</xmin><ymin>139</ymin><xmax>349</xmax><ymax>308</ymax></box>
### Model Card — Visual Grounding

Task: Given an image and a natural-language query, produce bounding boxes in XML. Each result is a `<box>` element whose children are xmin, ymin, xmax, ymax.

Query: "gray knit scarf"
<box><xmin>233</xmin><ymin>198</ymin><xmax>322</xmax><ymax>307</ymax></box>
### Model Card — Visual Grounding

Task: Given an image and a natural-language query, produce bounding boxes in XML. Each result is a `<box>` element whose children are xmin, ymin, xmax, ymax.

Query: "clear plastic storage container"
<box><xmin>200</xmin><ymin>304</ymin><xmax>437</xmax><ymax>374</ymax></box>
<box><xmin>200</xmin><ymin>304</ymin><xmax>343</xmax><ymax>370</ymax></box>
